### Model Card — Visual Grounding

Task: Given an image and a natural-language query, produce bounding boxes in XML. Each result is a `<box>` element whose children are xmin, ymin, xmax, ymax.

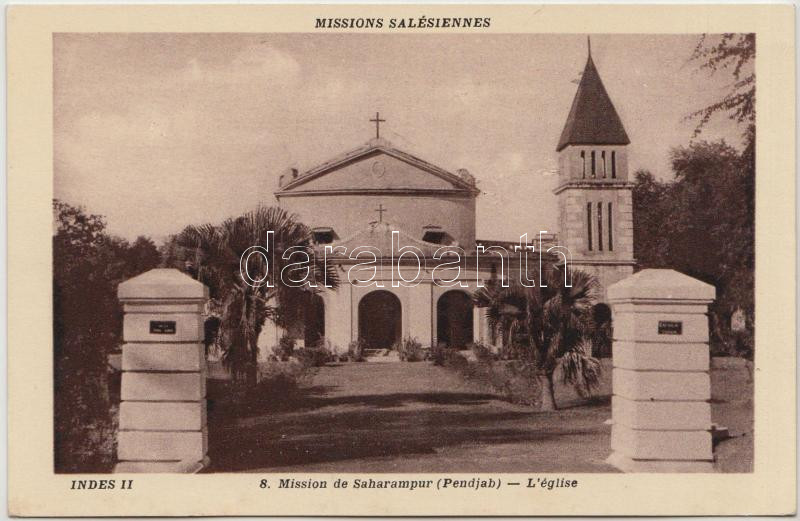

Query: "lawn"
<box><xmin>206</xmin><ymin>358</ymin><xmax>752</xmax><ymax>473</ymax></box>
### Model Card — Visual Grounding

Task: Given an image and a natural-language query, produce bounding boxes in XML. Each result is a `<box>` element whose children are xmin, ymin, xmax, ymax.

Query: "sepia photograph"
<box><xmin>51</xmin><ymin>31</ymin><xmax>756</xmax><ymax>476</ymax></box>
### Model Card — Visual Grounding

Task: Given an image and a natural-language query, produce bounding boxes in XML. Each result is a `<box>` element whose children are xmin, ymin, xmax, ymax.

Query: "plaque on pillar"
<box><xmin>606</xmin><ymin>269</ymin><xmax>716</xmax><ymax>473</ymax></box>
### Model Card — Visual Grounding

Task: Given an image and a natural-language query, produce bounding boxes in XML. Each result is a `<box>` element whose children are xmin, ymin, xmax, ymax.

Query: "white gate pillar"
<box><xmin>115</xmin><ymin>269</ymin><xmax>209</xmax><ymax>473</ymax></box>
<box><xmin>606</xmin><ymin>269</ymin><xmax>716</xmax><ymax>472</ymax></box>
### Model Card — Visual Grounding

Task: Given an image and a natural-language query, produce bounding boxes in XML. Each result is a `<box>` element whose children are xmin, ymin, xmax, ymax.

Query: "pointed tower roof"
<box><xmin>556</xmin><ymin>41</ymin><xmax>630</xmax><ymax>152</ymax></box>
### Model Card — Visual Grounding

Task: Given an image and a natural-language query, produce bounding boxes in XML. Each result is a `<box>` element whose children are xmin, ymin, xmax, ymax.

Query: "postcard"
<box><xmin>7</xmin><ymin>3</ymin><xmax>796</xmax><ymax>516</ymax></box>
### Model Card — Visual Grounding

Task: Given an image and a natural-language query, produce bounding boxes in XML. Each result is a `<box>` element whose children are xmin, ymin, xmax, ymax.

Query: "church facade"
<box><xmin>259</xmin><ymin>47</ymin><xmax>635</xmax><ymax>357</ymax></box>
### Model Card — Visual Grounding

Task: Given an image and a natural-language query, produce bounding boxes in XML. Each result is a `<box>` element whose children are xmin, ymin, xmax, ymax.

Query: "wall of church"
<box><xmin>255</xmin><ymin>265</ymin><xmax>494</xmax><ymax>358</ymax></box>
<box><xmin>280</xmin><ymin>193</ymin><xmax>476</xmax><ymax>248</ymax></box>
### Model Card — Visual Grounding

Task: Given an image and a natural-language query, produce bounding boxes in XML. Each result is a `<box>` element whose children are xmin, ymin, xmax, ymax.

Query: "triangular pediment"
<box><xmin>276</xmin><ymin>140</ymin><xmax>479</xmax><ymax>196</ymax></box>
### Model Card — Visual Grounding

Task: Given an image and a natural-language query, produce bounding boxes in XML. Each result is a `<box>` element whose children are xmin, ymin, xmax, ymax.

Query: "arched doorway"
<box><xmin>437</xmin><ymin>290</ymin><xmax>474</xmax><ymax>349</ymax></box>
<box><xmin>591</xmin><ymin>303</ymin><xmax>612</xmax><ymax>358</ymax></box>
<box><xmin>358</xmin><ymin>291</ymin><xmax>402</xmax><ymax>349</ymax></box>
<box><xmin>303</xmin><ymin>294</ymin><xmax>325</xmax><ymax>348</ymax></box>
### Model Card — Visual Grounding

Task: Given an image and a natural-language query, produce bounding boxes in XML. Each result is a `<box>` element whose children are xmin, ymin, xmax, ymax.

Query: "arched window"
<box><xmin>358</xmin><ymin>291</ymin><xmax>402</xmax><ymax>350</ymax></box>
<box><xmin>312</xmin><ymin>227</ymin><xmax>336</xmax><ymax>244</ymax></box>
<box><xmin>592</xmin><ymin>303</ymin><xmax>613</xmax><ymax>357</ymax></box>
<box><xmin>591</xmin><ymin>151</ymin><xmax>596</xmax><ymax>177</ymax></box>
<box><xmin>436</xmin><ymin>290</ymin><xmax>474</xmax><ymax>349</ymax></box>
<box><xmin>422</xmin><ymin>225</ymin><xmax>453</xmax><ymax>245</ymax></box>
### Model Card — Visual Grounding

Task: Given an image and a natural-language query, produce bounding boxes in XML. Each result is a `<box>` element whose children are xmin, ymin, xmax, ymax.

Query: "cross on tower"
<box><xmin>369</xmin><ymin>112</ymin><xmax>386</xmax><ymax>139</ymax></box>
<box><xmin>375</xmin><ymin>203</ymin><xmax>387</xmax><ymax>223</ymax></box>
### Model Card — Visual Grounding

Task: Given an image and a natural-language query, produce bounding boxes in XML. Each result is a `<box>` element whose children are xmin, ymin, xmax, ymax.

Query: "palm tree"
<box><xmin>473</xmin><ymin>266</ymin><xmax>601</xmax><ymax>410</ymax></box>
<box><xmin>172</xmin><ymin>206</ymin><xmax>337</xmax><ymax>385</ymax></box>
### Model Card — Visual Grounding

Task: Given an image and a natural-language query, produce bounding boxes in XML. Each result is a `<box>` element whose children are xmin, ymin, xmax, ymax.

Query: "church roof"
<box><xmin>276</xmin><ymin>137</ymin><xmax>480</xmax><ymax>196</ymax></box>
<box><xmin>556</xmin><ymin>49</ymin><xmax>630</xmax><ymax>152</ymax></box>
<box><xmin>322</xmin><ymin>221</ymin><xmax>444</xmax><ymax>257</ymax></box>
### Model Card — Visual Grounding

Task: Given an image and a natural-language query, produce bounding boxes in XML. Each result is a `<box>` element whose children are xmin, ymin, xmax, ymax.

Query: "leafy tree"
<box><xmin>53</xmin><ymin>200</ymin><xmax>161</xmax><ymax>471</ymax></box>
<box><xmin>474</xmin><ymin>267</ymin><xmax>601</xmax><ymax>410</ymax></box>
<box><xmin>689</xmin><ymin>33</ymin><xmax>755</xmax><ymax>138</ymax></box>
<box><xmin>631</xmin><ymin>170</ymin><xmax>673</xmax><ymax>268</ymax></box>
<box><xmin>168</xmin><ymin>206</ymin><xmax>337</xmax><ymax>385</ymax></box>
<box><xmin>631</xmin><ymin>33</ymin><xmax>756</xmax><ymax>357</ymax></box>
<box><xmin>633</xmin><ymin>140</ymin><xmax>754</xmax><ymax>357</ymax></box>
<box><xmin>127</xmin><ymin>236</ymin><xmax>161</xmax><ymax>275</ymax></box>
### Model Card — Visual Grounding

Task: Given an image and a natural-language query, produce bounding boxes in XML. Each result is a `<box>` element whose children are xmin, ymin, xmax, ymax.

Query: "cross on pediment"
<box><xmin>369</xmin><ymin>112</ymin><xmax>386</xmax><ymax>139</ymax></box>
<box><xmin>375</xmin><ymin>203</ymin><xmax>387</xmax><ymax>223</ymax></box>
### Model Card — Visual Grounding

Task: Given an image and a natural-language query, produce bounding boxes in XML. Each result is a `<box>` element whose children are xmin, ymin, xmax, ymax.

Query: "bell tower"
<box><xmin>554</xmin><ymin>39</ymin><xmax>635</xmax><ymax>298</ymax></box>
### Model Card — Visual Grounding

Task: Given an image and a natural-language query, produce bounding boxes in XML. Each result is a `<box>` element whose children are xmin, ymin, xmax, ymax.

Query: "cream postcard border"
<box><xmin>7</xmin><ymin>4</ymin><xmax>796</xmax><ymax>516</ymax></box>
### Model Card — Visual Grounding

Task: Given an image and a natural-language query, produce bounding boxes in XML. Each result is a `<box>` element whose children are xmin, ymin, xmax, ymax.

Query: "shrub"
<box><xmin>711</xmin><ymin>328</ymin><xmax>753</xmax><ymax>359</ymax></box>
<box><xmin>498</xmin><ymin>342</ymin><xmax>529</xmax><ymax>361</ymax></box>
<box><xmin>272</xmin><ymin>335</ymin><xmax>295</xmax><ymax>362</ymax></box>
<box><xmin>443</xmin><ymin>348</ymin><xmax>469</xmax><ymax>369</ymax></box>
<box><xmin>429</xmin><ymin>344</ymin><xmax>465</xmax><ymax>366</ymax></box>
<box><xmin>346</xmin><ymin>338</ymin><xmax>367</xmax><ymax>362</ymax></box>
<box><xmin>215</xmin><ymin>360</ymin><xmax>316</xmax><ymax>416</ymax></box>
<box><xmin>489</xmin><ymin>361</ymin><xmax>541</xmax><ymax>407</ymax></box>
<box><xmin>438</xmin><ymin>351</ymin><xmax>541</xmax><ymax>408</ymax></box>
<box><xmin>55</xmin><ymin>392</ymin><xmax>118</xmax><ymax>473</ymax></box>
<box><xmin>295</xmin><ymin>347</ymin><xmax>331</xmax><ymax>367</ymax></box>
<box><xmin>429</xmin><ymin>344</ymin><xmax>447</xmax><ymax>365</ymax></box>
<box><xmin>295</xmin><ymin>337</ymin><xmax>334</xmax><ymax>367</ymax></box>
<box><xmin>471</xmin><ymin>342</ymin><xmax>496</xmax><ymax>362</ymax></box>
<box><xmin>396</xmin><ymin>337</ymin><xmax>425</xmax><ymax>362</ymax></box>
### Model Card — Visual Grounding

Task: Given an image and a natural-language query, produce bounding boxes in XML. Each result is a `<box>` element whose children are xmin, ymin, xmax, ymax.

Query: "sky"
<box><xmin>54</xmin><ymin>33</ymin><xmax>745</xmax><ymax>242</ymax></box>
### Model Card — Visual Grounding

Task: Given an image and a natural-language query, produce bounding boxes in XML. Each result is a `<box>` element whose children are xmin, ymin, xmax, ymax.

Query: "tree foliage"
<box><xmin>53</xmin><ymin>200</ymin><xmax>161</xmax><ymax>472</ymax></box>
<box><xmin>631</xmin><ymin>33</ymin><xmax>756</xmax><ymax>357</ymax></box>
<box><xmin>165</xmin><ymin>206</ymin><xmax>338</xmax><ymax>384</ymax></box>
<box><xmin>689</xmin><ymin>33</ymin><xmax>755</xmax><ymax>138</ymax></box>
<box><xmin>473</xmin><ymin>267</ymin><xmax>602</xmax><ymax>410</ymax></box>
<box><xmin>633</xmin><ymin>139</ymin><xmax>754</xmax><ymax>356</ymax></box>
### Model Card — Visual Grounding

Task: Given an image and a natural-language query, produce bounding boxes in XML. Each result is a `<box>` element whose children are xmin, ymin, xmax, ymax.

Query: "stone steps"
<box><xmin>363</xmin><ymin>349</ymin><xmax>401</xmax><ymax>363</ymax></box>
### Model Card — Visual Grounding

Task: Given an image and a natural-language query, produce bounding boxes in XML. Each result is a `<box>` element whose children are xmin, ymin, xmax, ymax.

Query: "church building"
<box><xmin>259</xmin><ymin>45</ymin><xmax>635</xmax><ymax>357</ymax></box>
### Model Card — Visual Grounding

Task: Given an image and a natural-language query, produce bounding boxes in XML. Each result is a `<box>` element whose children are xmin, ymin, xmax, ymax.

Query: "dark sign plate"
<box><xmin>149</xmin><ymin>320</ymin><xmax>176</xmax><ymax>334</ymax></box>
<box><xmin>658</xmin><ymin>320</ymin><xmax>683</xmax><ymax>335</ymax></box>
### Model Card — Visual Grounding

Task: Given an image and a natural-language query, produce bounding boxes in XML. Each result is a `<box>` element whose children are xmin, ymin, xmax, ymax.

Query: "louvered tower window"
<box><xmin>597</xmin><ymin>203</ymin><xmax>603</xmax><ymax>251</ymax></box>
<box><xmin>601</xmin><ymin>151</ymin><xmax>607</xmax><ymax>178</ymax></box>
<box><xmin>611</xmin><ymin>151</ymin><xmax>617</xmax><ymax>179</ymax></box>
<box><xmin>581</xmin><ymin>150</ymin><xmax>586</xmax><ymax>178</ymax></box>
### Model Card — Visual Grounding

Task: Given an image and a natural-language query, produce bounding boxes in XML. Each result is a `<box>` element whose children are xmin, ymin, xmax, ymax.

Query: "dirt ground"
<box><xmin>206</xmin><ymin>359</ymin><xmax>752</xmax><ymax>473</ymax></box>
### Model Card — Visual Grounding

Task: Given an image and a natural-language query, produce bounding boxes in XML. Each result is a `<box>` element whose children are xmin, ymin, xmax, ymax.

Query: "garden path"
<box><xmin>206</xmin><ymin>361</ymin><xmax>617</xmax><ymax>472</ymax></box>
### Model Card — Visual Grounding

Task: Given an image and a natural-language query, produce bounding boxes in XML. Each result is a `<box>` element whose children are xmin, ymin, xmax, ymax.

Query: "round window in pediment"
<box><xmin>371</xmin><ymin>159</ymin><xmax>386</xmax><ymax>178</ymax></box>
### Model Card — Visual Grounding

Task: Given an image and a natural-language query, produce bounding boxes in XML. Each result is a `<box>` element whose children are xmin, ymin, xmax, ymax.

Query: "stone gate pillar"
<box><xmin>606</xmin><ymin>269</ymin><xmax>716</xmax><ymax>472</ymax></box>
<box><xmin>115</xmin><ymin>269</ymin><xmax>209</xmax><ymax>473</ymax></box>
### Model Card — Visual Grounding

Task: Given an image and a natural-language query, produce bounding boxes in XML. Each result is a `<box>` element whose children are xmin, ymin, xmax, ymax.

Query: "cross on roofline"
<box><xmin>369</xmin><ymin>112</ymin><xmax>386</xmax><ymax>139</ymax></box>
